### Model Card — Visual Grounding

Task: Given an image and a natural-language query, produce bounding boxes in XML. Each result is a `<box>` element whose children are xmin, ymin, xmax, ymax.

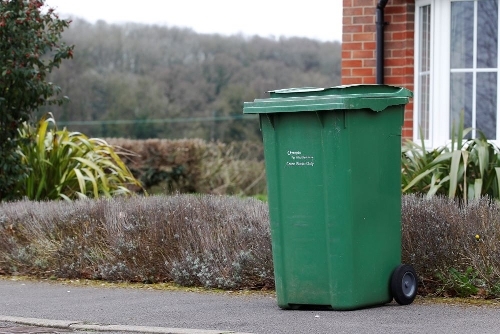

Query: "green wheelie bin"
<box><xmin>243</xmin><ymin>84</ymin><xmax>417</xmax><ymax>310</ymax></box>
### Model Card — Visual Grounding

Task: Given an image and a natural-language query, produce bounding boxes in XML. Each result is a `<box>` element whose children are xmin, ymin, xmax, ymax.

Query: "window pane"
<box><xmin>477</xmin><ymin>0</ymin><xmax>498</xmax><ymax>68</ymax></box>
<box><xmin>418</xmin><ymin>5</ymin><xmax>431</xmax><ymax>140</ymax></box>
<box><xmin>450</xmin><ymin>72</ymin><xmax>473</xmax><ymax>138</ymax></box>
<box><xmin>476</xmin><ymin>72</ymin><xmax>497</xmax><ymax>139</ymax></box>
<box><xmin>419</xmin><ymin>74</ymin><xmax>431</xmax><ymax>139</ymax></box>
<box><xmin>451</xmin><ymin>1</ymin><xmax>474</xmax><ymax>69</ymax></box>
<box><xmin>421</xmin><ymin>5</ymin><xmax>431</xmax><ymax>72</ymax></box>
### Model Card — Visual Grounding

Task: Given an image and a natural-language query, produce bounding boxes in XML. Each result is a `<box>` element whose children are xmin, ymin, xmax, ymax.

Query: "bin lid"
<box><xmin>243</xmin><ymin>84</ymin><xmax>412</xmax><ymax>114</ymax></box>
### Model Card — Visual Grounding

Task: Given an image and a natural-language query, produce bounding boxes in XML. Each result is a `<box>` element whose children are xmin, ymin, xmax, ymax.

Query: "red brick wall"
<box><xmin>342</xmin><ymin>0</ymin><xmax>415</xmax><ymax>139</ymax></box>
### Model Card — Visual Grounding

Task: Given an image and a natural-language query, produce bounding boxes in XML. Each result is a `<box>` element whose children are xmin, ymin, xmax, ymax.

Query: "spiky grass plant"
<box><xmin>402</xmin><ymin>111</ymin><xmax>500</xmax><ymax>202</ymax></box>
<box><xmin>16</xmin><ymin>113</ymin><xmax>143</xmax><ymax>200</ymax></box>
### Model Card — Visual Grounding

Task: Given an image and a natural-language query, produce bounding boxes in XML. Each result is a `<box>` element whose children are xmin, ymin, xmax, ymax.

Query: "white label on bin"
<box><xmin>286</xmin><ymin>150</ymin><xmax>315</xmax><ymax>167</ymax></box>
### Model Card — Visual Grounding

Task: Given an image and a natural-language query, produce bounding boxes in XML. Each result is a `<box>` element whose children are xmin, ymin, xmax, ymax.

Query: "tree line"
<box><xmin>44</xmin><ymin>18</ymin><xmax>342</xmax><ymax>142</ymax></box>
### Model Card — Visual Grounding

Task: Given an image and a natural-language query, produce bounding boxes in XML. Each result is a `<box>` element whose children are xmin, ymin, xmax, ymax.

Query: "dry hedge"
<box><xmin>0</xmin><ymin>195</ymin><xmax>273</xmax><ymax>289</ymax></box>
<box><xmin>1</xmin><ymin>194</ymin><xmax>500</xmax><ymax>296</ymax></box>
<box><xmin>402</xmin><ymin>194</ymin><xmax>500</xmax><ymax>297</ymax></box>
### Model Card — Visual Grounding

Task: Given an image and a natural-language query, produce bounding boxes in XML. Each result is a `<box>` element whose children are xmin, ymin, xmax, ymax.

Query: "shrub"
<box><xmin>402</xmin><ymin>112</ymin><xmax>500</xmax><ymax>202</ymax></box>
<box><xmin>107</xmin><ymin>138</ymin><xmax>266</xmax><ymax>196</ymax></box>
<box><xmin>16</xmin><ymin>113</ymin><xmax>143</xmax><ymax>200</ymax></box>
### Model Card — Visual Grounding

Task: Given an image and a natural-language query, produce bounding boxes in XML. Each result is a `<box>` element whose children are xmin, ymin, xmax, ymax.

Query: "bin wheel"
<box><xmin>391</xmin><ymin>264</ymin><xmax>417</xmax><ymax>305</ymax></box>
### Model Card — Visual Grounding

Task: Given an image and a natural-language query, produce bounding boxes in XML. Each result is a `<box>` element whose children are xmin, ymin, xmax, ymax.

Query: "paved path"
<box><xmin>1</xmin><ymin>278</ymin><xmax>500</xmax><ymax>334</ymax></box>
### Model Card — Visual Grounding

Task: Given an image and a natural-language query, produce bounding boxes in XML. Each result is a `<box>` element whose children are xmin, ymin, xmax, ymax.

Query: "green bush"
<box><xmin>16</xmin><ymin>113</ymin><xmax>143</xmax><ymax>200</ymax></box>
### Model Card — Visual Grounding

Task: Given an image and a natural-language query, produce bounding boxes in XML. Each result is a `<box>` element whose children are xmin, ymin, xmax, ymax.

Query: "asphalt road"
<box><xmin>1</xmin><ymin>277</ymin><xmax>500</xmax><ymax>334</ymax></box>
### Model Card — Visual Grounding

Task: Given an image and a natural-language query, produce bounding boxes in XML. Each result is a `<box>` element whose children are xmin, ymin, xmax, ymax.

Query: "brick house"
<box><xmin>342</xmin><ymin>0</ymin><xmax>499</xmax><ymax>147</ymax></box>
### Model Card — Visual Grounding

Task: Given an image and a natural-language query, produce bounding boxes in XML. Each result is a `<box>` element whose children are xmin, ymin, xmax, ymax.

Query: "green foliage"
<box><xmin>252</xmin><ymin>194</ymin><xmax>268</xmax><ymax>202</ymax></box>
<box><xmin>16</xmin><ymin>113</ymin><xmax>143</xmax><ymax>200</ymax></box>
<box><xmin>402</xmin><ymin>111</ymin><xmax>500</xmax><ymax>202</ymax></box>
<box><xmin>436</xmin><ymin>267</ymin><xmax>480</xmax><ymax>298</ymax></box>
<box><xmin>0</xmin><ymin>0</ymin><xmax>73</xmax><ymax>201</ymax></box>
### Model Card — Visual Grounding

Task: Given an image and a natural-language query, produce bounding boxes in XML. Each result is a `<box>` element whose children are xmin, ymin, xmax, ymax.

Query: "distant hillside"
<box><xmin>45</xmin><ymin>19</ymin><xmax>341</xmax><ymax>141</ymax></box>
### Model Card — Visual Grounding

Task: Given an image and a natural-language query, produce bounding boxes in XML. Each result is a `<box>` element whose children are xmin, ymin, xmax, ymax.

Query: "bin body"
<box><xmin>243</xmin><ymin>85</ymin><xmax>412</xmax><ymax>310</ymax></box>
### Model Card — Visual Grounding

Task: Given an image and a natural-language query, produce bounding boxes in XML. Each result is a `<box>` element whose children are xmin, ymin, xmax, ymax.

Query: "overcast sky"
<box><xmin>44</xmin><ymin>0</ymin><xmax>343</xmax><ymax>42</ymax></box>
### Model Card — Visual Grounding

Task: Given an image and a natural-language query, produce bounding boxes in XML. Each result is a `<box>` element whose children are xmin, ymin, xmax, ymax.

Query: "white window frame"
<box><xmin>414</xmin><ymin>0</ymin><xmax>500</xmax><ymax>148</ymax></box>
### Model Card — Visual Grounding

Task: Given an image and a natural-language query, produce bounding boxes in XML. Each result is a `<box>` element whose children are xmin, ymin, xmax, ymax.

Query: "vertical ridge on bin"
<box><xmin>328</xmin><ymin>111</ymin><xmax>357</xmax><ymax>309</ymax></box>
<box><xmin>319</xmin><ymin>111</ymin><xmax>335</xmax><ymax>309</ymax></box>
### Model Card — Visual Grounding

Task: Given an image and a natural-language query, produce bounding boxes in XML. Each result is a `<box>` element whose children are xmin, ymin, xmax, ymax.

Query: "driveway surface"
<box><xmin>1</xmin><ymin>277</ymin><xmax>499</xmax><ymax>334</ymax></box>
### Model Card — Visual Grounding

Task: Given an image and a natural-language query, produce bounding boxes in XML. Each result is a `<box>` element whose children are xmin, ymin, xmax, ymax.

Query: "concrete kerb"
<box><xmin>0</xmin><ymin>316</ymin><xmax>254</xmax><ymax>334</ymax></box>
